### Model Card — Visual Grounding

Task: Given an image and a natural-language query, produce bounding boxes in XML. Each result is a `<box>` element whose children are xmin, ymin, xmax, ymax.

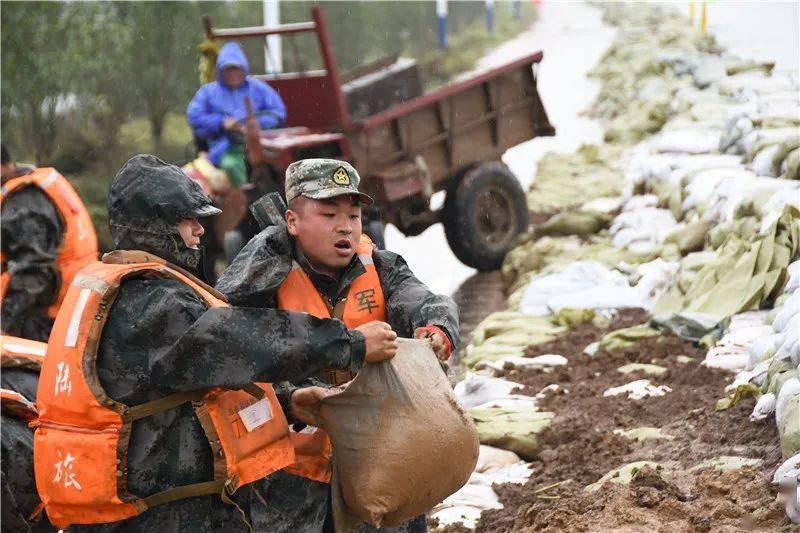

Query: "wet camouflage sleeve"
<box><xmin>373</xmin><ymin>249</ymin><xmax>460</xmax><ymax>353</ymax></box>
<box><xmin>215</xmin><ymin>225</ymin><xmax>293</xmax><ymax>308</ymax></box>
<box><xmin>103</xmin><ymin>278</ymin><xmax>363</xmax><ymax>394</ymax></box>
<box><xmin>1</xmin><ymin>415</ymin><xmax>54</xmax><ymax>532</ymax></box>
<box><xmin>0</xmin><ymin>188</ymin><xmax>62</xmax><ymax>341</ymax></box>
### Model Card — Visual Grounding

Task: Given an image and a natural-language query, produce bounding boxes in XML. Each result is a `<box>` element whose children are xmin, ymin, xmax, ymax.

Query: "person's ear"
<box><xmin>285</xmin><ymin>209</ymin><xmax>299</xmax><ymax>236</ymax></box>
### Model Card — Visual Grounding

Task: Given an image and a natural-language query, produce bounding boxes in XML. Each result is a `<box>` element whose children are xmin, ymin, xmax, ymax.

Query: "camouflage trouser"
<box><xmin>251</xmin><ymin>471</ymin><xmax>428</xmax><ymax>533</ymax></box>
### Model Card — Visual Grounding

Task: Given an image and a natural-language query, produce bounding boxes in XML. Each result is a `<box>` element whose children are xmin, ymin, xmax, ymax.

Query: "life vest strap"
<box><xmin>125</xmin><ymin>389</ymin><xmax>209</xmax><ymax>422</ymax></box>
<box><xmin>142</xmin><ymin>479</ymin><xmax>227</xmax><ymax>510</ymax></box>
<box><xmin>241</xmin><ymin>382</ymin><xmax>266</xmax><ymax>399</ymax></box>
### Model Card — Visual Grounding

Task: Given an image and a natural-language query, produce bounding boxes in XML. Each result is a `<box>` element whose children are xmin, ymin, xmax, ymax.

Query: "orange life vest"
<box><xmin>276</xmin><ymin>235</ymin><xmax>386</xmax><ymax>484</ymax></box>
<box><xmin>33</xmin><ymin>250</ymin><xmax>295</xmax><ymax>529</ymax></box>
<box><xmin>0</xmin><ymin>168</ymin><xmax>99</xmax><ymax>319</ymax></box>
<box><xmin>1</xmin><ymin>335</ymin><xmax>47</xmax><ymax>371</ymax></box>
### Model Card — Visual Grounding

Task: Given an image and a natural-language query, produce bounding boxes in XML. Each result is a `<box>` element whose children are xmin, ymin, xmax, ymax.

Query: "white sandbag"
<box><xmin>787</xmin><ymin>263</ymin><xmax>800</xmax><ymax>293</ymax></box>
<box><xmin>728</xmin><ymin>360</ymin><xmax>771</xmax><ymax>392</ymax></box>
<box><xmin>469</xmin><ymin>462</ymin><xmax>532</xmax><ymax>486</ymax></box>
<box><xmin>649</xmin><ymin>127</ymin><xmax>722</xmax><ymax>154</ymax></box>
<box><xmin>430</xmin><ymin>484</ymin><xmax>501</xmax><ymax>529</ymax></box>
<box><xmin>634</xmin><ymin>259</ymin><xmax>680</xmax><ymax>307</ymax></box>
<box><xmin>582</xmin><ymin>196</ymin><xmax>624</xmax><ymax>213</ymax></box>
<box><xmin>623</xmin><ymin>194</ymin><xmax>659</xmax><ymax>211</ymax></box>
<box><xmin>454</xmin><ymin>373</ymin><xmax>524</xmax><ymax>409</ymax></box>
<box><xmin>681</xmin><ymin>167</ymin><xmax>754</xmax><ymax>213</ymax></box>
<box><xmin>751</xmin><ymin>143</ymin><xmax>786</xmax><ymax>177</ymax></box>
<box><xmin>751</xmin><ymin>392</ymin><xmax>777</xmax><ymax>421</ymax></box>
<box><xmin>740</xmin><ymin>128</ymin><xmax>800</xmax><ymax>156</ymax></box>
<box><xmin>706</xmin><ymin>313</ymin><xmax>775</xmax><ymax>372</ymax></box>
<box><xmin>603</xmin><ymin>379</ymin><xmax>672</xmax><ymax>400</ymax></box>
<box><xmin>472</xmin><ymin>396</ymin><xmax>537</xmax><ymax>411</ymax></box>
<box><xmin>772</xmin><ymin>454</ymin><xmax>800</xmax><ymax>524</ymax></box>
<box><xmin>774</xmin><ymin>305</ymin><xmax>799</xmax><ymax>335</ymax></box>
<box><xmin>610</xmin><ymin>208</ymin><xmax>678</xmax><ymax>251</ymax></box>
<box><xmin>776</xmin><ymin>378</ymin><xmax>800</xmax><ymax>429</ymax></box>
<box><xmin>548</xmin><ymin>285</ymin><xmax>646</xmax><ymax>314</ymax></box>
<box><xmin>748</xmin><ymin>334</ymin><xmax>780</xmax><ymax>369</ymax></box>
<box><xmin>323</xmin><ymin>339</ymin><xmax>479</xmax><ymax>528</ymax></box>
<box><xmin>474</xmin><ymin>354</ymin><xmax>567</xmax><ymax>376</ymax></box>
<box><xmin>760</xmin><ymin>188</ymin><xmax>800</xmax><ymax>233</ymax></box>
<box><xmin>776</xmin><ymin>327</ymin><xmax>800</xmax><ymax>362</ymax></box>
<box><xmin>519</xmin><ymin>262</ymin><xmax>635</xmax><ymax>316</ymax></box>
<box><xmin>474</xmin><ymin>445</ymin><xmax>521</xmax><ymax>473</ymax></box>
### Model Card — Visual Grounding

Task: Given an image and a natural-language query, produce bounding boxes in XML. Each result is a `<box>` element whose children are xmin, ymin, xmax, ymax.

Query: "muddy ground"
<box><xmin>451</xmin><ymin>309</ymin><xmax>793</xmax><ymax>532</ymax></box>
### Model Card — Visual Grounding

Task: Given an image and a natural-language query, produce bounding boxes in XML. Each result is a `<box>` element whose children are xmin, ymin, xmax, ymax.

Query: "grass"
<box><xmin>415</xmin><ymin>2</ymin><xmax>537</xmax><ymax>88</ymax></box>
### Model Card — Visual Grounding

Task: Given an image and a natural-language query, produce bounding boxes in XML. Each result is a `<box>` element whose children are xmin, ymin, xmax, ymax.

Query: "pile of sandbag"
<box><xmin>451</xmin><ymin>1</ymin><xmax>800</xmax><ymax>527</ymax></box>
<box><xmin>716</xmin><ymin>261</ymin><xmax>799</xmax><ymax>461</ymax></box>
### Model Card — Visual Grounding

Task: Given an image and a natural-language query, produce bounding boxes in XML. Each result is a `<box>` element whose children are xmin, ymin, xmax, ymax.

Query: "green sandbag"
<box><xmin>599</xmin><ymin>324</ymin><xmax>662</xmax><ymax>351</ymax></box>
<box><xmin>536</xmin><ymin>211</ymin><xmax>611</xmax><ymax>237</ymax></box>
<box><xmin>470</xmin><ymin>312</ymin><xmax>563</xmax><ymax>345</ymax></box>
<box><xmin>552</xmin><ymin>308</ymin><xmax>596</xmax><ymax>328</ymax></box>
<box><xmin>651</xmin><ymin>311</ymin><xmax>724</xmax><ymax>342</ymax></box>
<box><xmin>664</xmin><ymin>220</ymin><xmax>712</xmax><ymax>254</ymax></box>
<box><xmin>654</xmin><ymin>205</ymin><xmax>800</xmax><ymax>319</ymax></box>
<box><xmin>469</xmin><ymin>407</ymin><xmax>553</xmax><ymax>460</ymax></box>
<box><xmin>585</xmin><ymin>461</ymin><xmax>660</xmax><ymax>492</ymax></box>
<box><xmin>780</xmin><ymin>395</ymin><xmax>800</xmax><ymax>459</ymax></box>
<box><xmin>708</xmin><ymin>217</ymin><xmax>761</xmax><ymax>250</ymax></box>
<box><xmin>525</xmin><ymin>144</ymin><xmax>626</xmax><ymax>212</ymax></box>
<box><xmin>763</xmin><ymin>359</ymin><xmax>795</xmax><ymax>395</ymax></box>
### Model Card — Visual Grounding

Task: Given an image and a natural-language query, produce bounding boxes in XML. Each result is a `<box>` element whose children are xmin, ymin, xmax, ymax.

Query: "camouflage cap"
<box><xmin>284</xmin><ymin>159</ymin><xmax>373</xmax><ymax>206</ymax></box>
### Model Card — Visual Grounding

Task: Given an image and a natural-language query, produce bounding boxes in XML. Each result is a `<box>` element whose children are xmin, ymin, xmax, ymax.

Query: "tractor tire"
<box><xmin>442</xmin><ymin>162</ymin><xmax>529</xmax><ymax>271</ymax></box>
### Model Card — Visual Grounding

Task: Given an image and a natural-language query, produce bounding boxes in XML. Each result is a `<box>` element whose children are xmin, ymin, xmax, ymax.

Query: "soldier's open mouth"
<box><xmin>334</xmin><ymin>239</ymin><xmax>353</xmax><ymax>256</ymax></box>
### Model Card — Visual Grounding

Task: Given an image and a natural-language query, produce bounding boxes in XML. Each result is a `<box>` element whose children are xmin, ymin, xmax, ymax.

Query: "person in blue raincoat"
<box><xmin>187</xmin><ymin>42</ymin><xmax>287</xmax><ymax>187</ymax></box>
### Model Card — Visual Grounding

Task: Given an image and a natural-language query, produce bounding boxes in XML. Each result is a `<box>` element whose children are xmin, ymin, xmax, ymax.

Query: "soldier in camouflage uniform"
<box><xmin>73</xmin><ymin>155</ymin><xmax>396</xmax><ymax>532</ymax></box>
<box><xmin>217</xmin><ymin>159</ymin><xmax>459</xmax><ymax>533</ymax></box>
<box><xmin>1</xmin><ymin>144</ymin><xmax>63</xmax><ymax>341</ymax></box>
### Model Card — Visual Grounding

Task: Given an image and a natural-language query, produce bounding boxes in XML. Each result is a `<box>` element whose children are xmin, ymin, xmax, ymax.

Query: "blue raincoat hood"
<box><xmin>216</xmin><ymin>42</ymin><xmax>250</xmax><ymax>82</ymax></box>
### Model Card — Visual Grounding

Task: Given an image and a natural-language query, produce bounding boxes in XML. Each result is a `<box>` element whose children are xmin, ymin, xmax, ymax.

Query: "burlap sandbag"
<box><xmin>320</xmin><ymin>338</ymin><xmax>479</xmax><ymax>529</ymax></box>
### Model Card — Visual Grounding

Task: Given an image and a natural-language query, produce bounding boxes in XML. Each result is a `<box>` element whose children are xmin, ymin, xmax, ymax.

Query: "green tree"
<box><xmin>1</xmin><ymin>3</ymin><xmax>78</xmax><ymax>162</ymax></box>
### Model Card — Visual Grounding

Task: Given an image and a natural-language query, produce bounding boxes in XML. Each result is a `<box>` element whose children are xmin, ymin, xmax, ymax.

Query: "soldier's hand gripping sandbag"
<box><xmin>320</xmin><ymin>338</ymin><xmax>479</xmax><ymax>529</ymax></box>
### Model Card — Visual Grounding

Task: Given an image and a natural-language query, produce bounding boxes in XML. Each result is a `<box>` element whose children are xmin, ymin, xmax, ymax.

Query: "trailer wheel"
<box><xmin>443</xmin><ymin>162</ymin><xmax>528</xmax><ymax>271</ymax></box>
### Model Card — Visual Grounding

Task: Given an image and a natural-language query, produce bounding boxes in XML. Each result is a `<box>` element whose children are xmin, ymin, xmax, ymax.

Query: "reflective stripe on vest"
<box><xmin>1</xmin><ymin>335</ymin><xmax>47</xmax><ymax>371</ymax></box>
<box><xmin>276</xmin><ymin>235</ymin><xmax>386</xmax><ymax>484</ymax></box>
<box><xmin>1</xmin><ymin>387</ymin><xmax>38</xmax><ymax>421</ymax></box>
<box><xmin>33</xmin><ymin>251</ymin><xmax>295</xmax><ymax>529</ymax></box>
<box><xmin>0</xmin><ymin>169</ymin><xmax>99</xmax><ymax>319</ymax></box>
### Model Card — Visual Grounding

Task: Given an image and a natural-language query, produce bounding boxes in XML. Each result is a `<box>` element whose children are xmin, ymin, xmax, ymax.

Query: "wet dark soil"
<box><xmin>441</xmin><ymin>309</ymin><xmax>790</xmax><ymax>532</ymax></box>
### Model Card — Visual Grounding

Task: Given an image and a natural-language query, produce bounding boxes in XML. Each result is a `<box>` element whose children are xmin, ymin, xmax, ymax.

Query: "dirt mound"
<box><xmin>464</xmin><ymin>309</ymin><xmax>790</xmax><ymax>532</ymax></box>
<box><xmin>485</xmin><ymin>466</ymin><xmax>787</xmax><ymax>532</ymax></box>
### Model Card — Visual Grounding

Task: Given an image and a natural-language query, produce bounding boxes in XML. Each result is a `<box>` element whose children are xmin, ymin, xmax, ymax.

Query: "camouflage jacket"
<box><xmin>1</xmin><ymin>171</ymin><xmax>63</xmax><ymax>341</ymax></box>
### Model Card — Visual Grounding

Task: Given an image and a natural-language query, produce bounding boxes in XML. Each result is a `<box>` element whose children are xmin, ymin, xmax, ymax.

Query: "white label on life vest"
<box><xmin>239</xmin><ymin>399</ymin><xmax>273</xmax><ymax>432</ymax></box>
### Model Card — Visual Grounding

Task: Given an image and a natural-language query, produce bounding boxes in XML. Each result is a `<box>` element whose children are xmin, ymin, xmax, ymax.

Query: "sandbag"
<box><xmin>320</xmin><ymin>339</ymin><xmax>479</xmax><ymax>529</ymax></box>
<box><xmin>779</xmin><ymin>395</ymin><xmax>800</xmax><ymax>459</ymax></box>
